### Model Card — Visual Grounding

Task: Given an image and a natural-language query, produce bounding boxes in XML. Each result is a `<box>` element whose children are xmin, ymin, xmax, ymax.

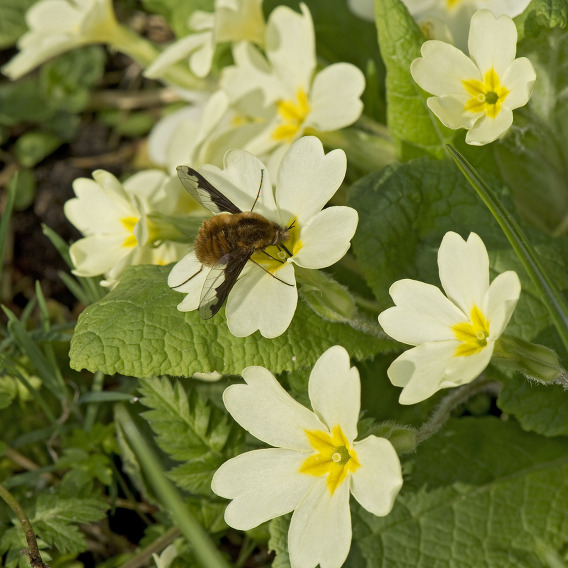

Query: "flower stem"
<box><xmin>415</xmin><ymin>375</ymin><xmax>499</xmax><ymax>445</ymax></box>
<box><xmin>0</xmin><ymin>483</ymin><xmax>49</xmax><ymax>568</ymax></box>
<box><xmin>115</xmin><ymin>405</ymin><xmax>231</xmax><ymax>568</ymax></box>
<box><xmin>119</xmin><ymin>526</ymin><xmax>181</xmax><ymax>568</ymax></box>
<box><xmin>110</xmin><ymin>25</ymin><xmax>209</xmax><ymax>91</ymax></box>
<box><xmin>447</xmin><ymin>144</ymin><xmax>568</xmax><ymax>355</ymax></box>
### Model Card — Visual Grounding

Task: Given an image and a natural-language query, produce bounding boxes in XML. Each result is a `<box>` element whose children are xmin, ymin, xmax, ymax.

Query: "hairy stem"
<box><xmin>416</xmin><ymin>376</ymin><xmax>499</xmax><ymax>445</ymax></box>
<box><xmin>0</xmin><ymin>483</ymin><xmax>49</xmax><ymax>568</ymax></box>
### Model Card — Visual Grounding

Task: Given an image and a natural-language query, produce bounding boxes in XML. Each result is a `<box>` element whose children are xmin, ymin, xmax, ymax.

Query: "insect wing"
<box><xmin>177</xmin><ymin>166</ymin><xmax>241</xmax><ymax>215</ymax></box>
<box><xmin>199</xmin><ymin>250</ymin><xmax>252</xmax><ymax>319</ymax></box>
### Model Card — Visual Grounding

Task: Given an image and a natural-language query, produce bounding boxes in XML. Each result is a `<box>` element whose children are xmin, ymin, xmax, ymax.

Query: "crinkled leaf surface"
<box><xmin>374</xmin><ymin>0</ymin><xmax>454</xmax><ymax>159</ymax></box>
<box><xmin>349</xmin><ymin>158</ymin><xmax>568</xmax><ymax>342</ymax></box>
<box><xmin>347</xmin><ymin>417</ymin><xmax>568</xmax><ymax>567</ymax></box>
<box><xmin>497</xmin><ymin>374</ymin><xmax>568</xmax><ymax>437</ymax></box>
<box><xmin>69</xmin><ymin>264</ymin><xmax>391</xmax><ymax>378</ymax></box>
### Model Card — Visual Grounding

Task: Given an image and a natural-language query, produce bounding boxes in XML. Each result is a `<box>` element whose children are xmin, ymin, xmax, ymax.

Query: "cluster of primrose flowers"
<box><xmin>3</xmin><ymin>0</ymin><xmax>553</xmax><ymax>566</ymax></box>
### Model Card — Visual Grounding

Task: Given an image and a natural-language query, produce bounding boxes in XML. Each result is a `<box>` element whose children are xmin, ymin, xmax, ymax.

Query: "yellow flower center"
<box><xmin>462</xmin><ymin>68</ymin><xmax>510</xmax><ymax>119</ymax></box>
<box><xmin>272</xmin><ymin>88</ymin><xmax>311</xmax><ymax>142</ymax></box>
<box><xmin>299</xmin><ymin>424</ymin><xmax>361</xmax><ymax>495</ymax></box>
<box><xmin>446</xmin><ymin>0</ymin><xmax>462</xmax><ymax>8</ymax></box>
<box><xmin>250</xmin><ymin>217</ymin><xmax>302</xmax><ymax>273</ymax></box>
<box><xmin>452</xmin><ymin>304</ymin><xmax>490</xmax><ymax>357</ymax></box>
<box><xmin>121</xmin><ymin>216</ymin><xmax>139</xmax><ymax>248</ymax></box>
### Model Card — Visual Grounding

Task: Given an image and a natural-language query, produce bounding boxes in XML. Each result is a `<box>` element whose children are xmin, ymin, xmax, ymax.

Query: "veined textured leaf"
<box><xmin>497</xmin><ymin>374</ymin><xmax>568</xmax><ymax>437</ymax></box>
<box><xmin>349</xmin><ymin>158</ymin><xmax>568</xmax><ymax>343</ymax></box>
<box><xmin>515</xmin><ymin>0</ymin><xmax>568</xmax><ymax>41</ymax></box>
<box><xmin>138</xmin><ymin>376</ymin><xmax>242</xmax><ymax>495</ymax></box>
<box><xmin>69</xmin><ymin>264</ymin><xmax>392</xmax><ymax>378</ymax></box>
<box><xmin>495</xmin><ymin>23</ymin><xmax>568</xmax><ymax>236</ymax></box>
<box><xmin>374</xmin><ymin>0</ymin><xmax>454</xmax><ymax>159</ymax></box>
<box><xmin>347</xmin><ymin>417</ymin><xmax>568</xmax><ymax>567</ymax></box>
<box><xmin>0</xmin><ymin>483</ymin><xmax>107</xmax><ymax>563</ymax></box>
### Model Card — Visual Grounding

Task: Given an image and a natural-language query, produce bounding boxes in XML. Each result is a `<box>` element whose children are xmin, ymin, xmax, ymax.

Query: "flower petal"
<box><xmin>266</xmin><ymin>4</ymin><xmax>315</xmax><ymax>95</ymax></box>
<box><xmin>468</xmin><ymin>10</ymin><xmax>517</xmax><ymax>77</ymax></box>
<box><xmin>307</xmin><ymin>346</ymin><xmax>360</xmax><ymax>442</ymax></box>
<box><xmin>276</xmin><ymin>137</ymin><xmax>346</xmax><ymax>227</ymax></box>
<box><xmin>427</xmin><ymin>94</ymin><xmax>478</xmax><ymax>130</ymax></box>
<box><xmin>293</xmin><ymin>207</ymin><xmax>358</xmax><ymax>269</ymax></box>
<box><xmin>144</xmin><ymin>33</ymin><xmax>213</xmax><ymax>79</ymax></box>
<box><xmin>411</xmin><ymin>40</ymin><xmax>479</xmax><ymax>97</ymax></box>
<box><xmin>465</xmin><ymin>107</ymin><xmax>513</xmax><ymax>145</ymax></box>
<box><xmin>198</xmin><ymin>149</ymin><xmax>276</xmax><ymax>217</ymax></box>
<box><xmin>168</xmin><ymin>252</ymin><xmax>207</xmax><ymax>312</ymax></box>
<box><xmin>378</xmin><ymin>279</ymin><xmax>466</xmax><ymax>345</ymax></box>
<box><xmin>212</xmin><ymin>448</ymin><xmax>311</xmax><ymax>530</ymax></box>
<box><xmin>438</xmin><ymin>232</ymin><xmax>489</xmax><ymax>315</ymax></box>
<box><xmin>223</xmin><ymin>365</ymin><xmax>325</xmax><ymax>450</ymax></box>
<box><xmin>69</xmin><ymin>234</ymin><xmax>131</xmax><ymax>276</ymax></box>
<box><xmin>483</xmin><ymin>270</ymin><xmax>521</xmax><ymax>338</ymax></box>
<box><xmin>226</xmin><ymin>262</ymin><xmax>297</xmax><ymax>338</ymax></box>
<box><xmin>288</xmin><ymin>479</ymin><xmax>352</xmax><ymax>568</ymax></box>
<box><xmin>351</xmin><ymin>436</ymin><xmax>402</xmax><ymax>517</ymax></box>
<box><xmin>306</xmin><ymin>63</ymin><xmax>365</xmax><ymax>132</ymax></box>
<box><xmin>501</xmin><ymin>57</ymin><xmax>537</xmax><ymax>110</ymax></box>
<box><xmin>388</xmin><ymin>341</ymin><xmax>493</xmax><ymax>405</ymax></box>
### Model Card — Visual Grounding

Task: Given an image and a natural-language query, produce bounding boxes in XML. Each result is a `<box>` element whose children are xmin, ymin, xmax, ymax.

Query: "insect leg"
<box><xmin>171</xmin><ymin>265</ymin><xmax>204</xmax><ymax>289</ymax></box>
<box><xmin>260</xmin><ymin>249</ymin><xmax>285</xmax><ymax>264</ymax></box>
<box><xmin>249</xmin><ymin>259</ymin><xmax>294</xmax><ymax>287</ymax></box>
<box><xmin>250</xmin><ymin>169</ymin><xmax>264</xmax><ymax>212</ymax></box>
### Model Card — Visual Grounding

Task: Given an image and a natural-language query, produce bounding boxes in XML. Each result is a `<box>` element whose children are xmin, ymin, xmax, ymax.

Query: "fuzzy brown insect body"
<box><xmin>195</xmin><ymin>212</ymin><xmax>290</xmax><ymax>267</ymax></box>
<box><xmin>175</xmin><ymin>164</ymin><xmax>294</xmax><ymax>319</ymax></box>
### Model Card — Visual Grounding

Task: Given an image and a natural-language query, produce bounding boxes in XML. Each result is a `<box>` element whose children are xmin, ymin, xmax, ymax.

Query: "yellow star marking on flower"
<box><xmin>299</xmin><ymin>424</ymin><xmax>361</xmax><ymax>495</ymax></box>
<box><xmin>121</xmin><ymin>216</ymin><xmax>138</xmax><ymax>248</ymax></box>
<box><xmin>446</xmin><ymin>0</ymin><xmax>462</xmax><ymax>8</ymax></box>
<box><xmin>251</xmin><ymin>217</ymin><xmax>301</xmax><ymax>272</ymax></box>
<box><xmin>463</xmin><ymin>68</ymin><xmax>510</xmax><ymax>119</ymax></box>
<box><xmin>452</xmin><ymin>304</ymin><xmax>490</xmax><ymax>357</ymax></box>
<box><xmin>272</xmin><ymin>88</ymin><xmax>311</xmax><ymax>142</ymax></box>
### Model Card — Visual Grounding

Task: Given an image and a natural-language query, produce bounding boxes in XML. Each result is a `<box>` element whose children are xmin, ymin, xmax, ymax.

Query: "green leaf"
<box><xmin>69</xmin><ymin>264</ymin><xmax>392</xmax><ymax>378</ymax></box>
<box><xmin>494</xmin><ymin>22</ymin><xmax>568</xmax><ymax>236</ymax></box>
<box><xmin>497</xmin><ymin>374</ymin><xmax>568</xmax><ymax>437</ymax></box>
<box><xmin>515</xmin><ymin>0</ymin><xmax>568</xmax><ymax>41</ymax></box>
<box><xmin>373</xmin><ymin>0</ymin><xmax>455</xmax><ymax>159</ymax></box>
<box><xmin>348</xmin><ymin>417</ymin><xmax>568</xmax><ymax>567</ymax></box>
<box><xmin>348</xmin><ymin>158</ymin><xmax>568</xmax><ymax>343</ymax></box>
<box><xmin>14</xmin><ymin>130</ymin><xmax>61</xmax><ymax>168</ymax></box>
<box><xmin>0</xmin><ymin>0</ymin><xmax>35</xmax><ymax>49</ymax></box>
<box><xmin>0</xmin><ymin>481</ymin><xmax>107</xmax><ymax>561</ymax></box>
<box><xmin>138</xmin><ymin>377</ymin><xmax>241</xmax><ymax>495</ymax></box>
<box><xmin>0</xmin><ymin>79</ymin><xmax>53</xmax><ymax>126</ymax></box>
<box><xmin>268</xmin><ymin>515</ymin><xmax>291</xmax><ymax>568</ymax></box>
<box><xmin>40</xmin><ymin>46</ymin><xmax>106</xmax><ymax>114</ymax></box>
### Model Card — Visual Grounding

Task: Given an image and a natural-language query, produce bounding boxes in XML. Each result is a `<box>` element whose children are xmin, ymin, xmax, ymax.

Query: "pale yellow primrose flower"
<box><xmin>2</xmin><ymin>0</ymin><xmax>119</xmax><ymax>80</ymax></box>
<box><xmin>378</xmin><ymin>232</ymin><xmax>521</xmax><ymax>405</ymax></box>
<box><xmin>64</xmin><ymin>169</ymin><xmax>192</xmax><ymax>287</ymax></box>
<box><xmin>211</xmin><ymin>346</ymin><xmax>402</xmax><ymax>568</ymax></box>
<box><xmin>168</xmin><ymin>136</ymin><xmax>358</xmax><ymax>338</ymax></box>
<box><xmin>220</xmin><ymin>3</ymin><xmax>365</xmax><ymax>174</ymax></box>
<box><xmin>145</xmin><ymin>0</ymin><xmax>265</xmax><ymax>80</ymax></box>
<box><xmin>410</xmin><ymin>10</ymin><xmax>536</xmax><ymax>146</ymax></box>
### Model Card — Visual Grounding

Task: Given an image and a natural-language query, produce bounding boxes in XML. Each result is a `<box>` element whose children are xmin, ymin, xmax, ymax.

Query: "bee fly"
<box><xmin>173</xmin><ymin>165</ymin><xmax>295</xmax><ymax>319</ymax></box>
